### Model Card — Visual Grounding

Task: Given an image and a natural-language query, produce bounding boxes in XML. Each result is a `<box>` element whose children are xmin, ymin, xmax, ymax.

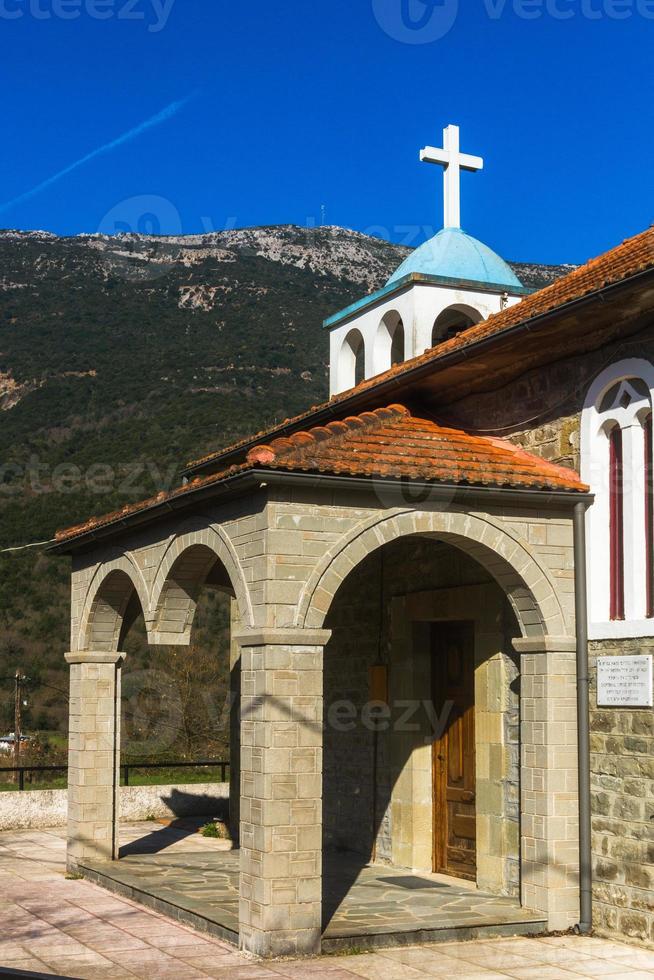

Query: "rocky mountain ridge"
<box><xmin>0</xmin><ymin>224</ymin><xmax>573</xmax><ymax>292</ymax></box>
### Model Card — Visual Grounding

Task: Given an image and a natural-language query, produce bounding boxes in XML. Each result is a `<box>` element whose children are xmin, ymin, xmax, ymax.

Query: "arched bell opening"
<box><xmin>374</xmin><ymin>311</ymin><xmax>405</xmax><ymax>374</ymax></box>
<box><xmin>432</xmin><ymin>304</ymin><xmax>482</xmax><ymax>345</ymax></box>
<box><xmin>338</xmin><ymin>328</ymin><xmax>366</xmax><ymax>390</ymax></box>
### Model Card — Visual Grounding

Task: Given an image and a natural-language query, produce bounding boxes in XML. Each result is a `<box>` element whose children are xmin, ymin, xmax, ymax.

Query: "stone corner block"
<box><xmin>512</xmin><ymin>636</ymin><xmax>577</xmax><ymax>655</ymax></box>
<box><xmin>234</xmin><ymin>628</ymin><xmax>332</xmax><ymax>648</ymax></box>
<box><xmin>65</xmin><ymin>651</ymin><xmax>127</xmax><ymax>665</ymax></box>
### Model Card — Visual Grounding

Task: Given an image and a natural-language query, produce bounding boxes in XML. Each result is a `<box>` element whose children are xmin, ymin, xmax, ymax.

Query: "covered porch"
<box><xmin>52</xmin><ymin>402</ymin><xmax>591</xmax><ymax>957</ymax></box>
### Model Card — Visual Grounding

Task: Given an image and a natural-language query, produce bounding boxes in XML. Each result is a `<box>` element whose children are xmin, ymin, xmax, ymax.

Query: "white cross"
<box><xmin>420</xmin><ymin>124</ymin><xmax>484</xmax><ymax>230</ymax></box>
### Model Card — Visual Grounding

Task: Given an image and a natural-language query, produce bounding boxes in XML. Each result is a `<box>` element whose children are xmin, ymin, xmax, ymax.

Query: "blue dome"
<box><xmin>387</xmin><ymin>227</ymin><xmax>523</xmax><ymax>291</ymax></box>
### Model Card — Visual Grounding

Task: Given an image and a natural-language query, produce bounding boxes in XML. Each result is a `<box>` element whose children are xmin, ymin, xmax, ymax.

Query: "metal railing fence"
<box><xmin>0</xmin><ymin>760</ymin><xmax>230</xmax><ymax>791</ymax></box>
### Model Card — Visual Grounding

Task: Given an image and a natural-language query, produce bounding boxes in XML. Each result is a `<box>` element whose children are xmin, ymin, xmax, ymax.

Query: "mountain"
<box><xmin>0</xmin><ymin>224</ymin><xmax>572</xmax><ymax>737</ymax></box>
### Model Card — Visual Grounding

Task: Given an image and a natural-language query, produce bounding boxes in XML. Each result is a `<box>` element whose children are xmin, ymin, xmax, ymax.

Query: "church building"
<box><xmin>52</xmin><ymin>126</ymin><xmax>654</xmax><ymax>958</ymax></box>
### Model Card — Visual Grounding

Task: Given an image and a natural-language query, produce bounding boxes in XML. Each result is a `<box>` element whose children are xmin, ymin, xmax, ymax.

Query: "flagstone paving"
<box><xmin>1</xmin><ymin>823</ymin><xmax>653</xmax><ymax>979</ymax></box>
<box><xmin>82</xmin><ymin>821</ymin><xmax>546</xmax><ymax>948</ymax></box>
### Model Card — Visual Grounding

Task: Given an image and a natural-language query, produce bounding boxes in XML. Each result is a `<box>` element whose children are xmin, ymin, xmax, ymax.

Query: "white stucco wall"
<box><xmin>0</xmin><ymin>781</ymin><xmax>229</xmax><ymax>831</ymax></box>
<box><xmin>328</xmin><ymin>281</ymin><xmax>523</xmax><ymax>395</ymax></box>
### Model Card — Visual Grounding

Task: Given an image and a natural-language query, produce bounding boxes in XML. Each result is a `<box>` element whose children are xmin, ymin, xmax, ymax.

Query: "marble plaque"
<box><xmin>597</xmin><ymin>655</ymin><xmax>653</xmax><ymax>707</ymax></box>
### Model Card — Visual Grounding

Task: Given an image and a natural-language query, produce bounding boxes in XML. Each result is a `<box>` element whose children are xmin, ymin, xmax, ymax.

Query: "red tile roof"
<box><xmin>55</xmin><ymin>405</ymin><xmax>587</xmax><ymax>546</ymax></box>
<box><xmin>243</xmin><ymin>404</ymin><xmax>587</xmax><ymax>489</ymax></box>
<box><xmin>187</xmin><ymin>224</ymin><xmax>654</xmax><ymax>474</ymax></box>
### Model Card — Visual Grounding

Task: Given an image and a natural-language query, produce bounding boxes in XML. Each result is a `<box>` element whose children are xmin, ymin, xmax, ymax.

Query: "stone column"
<box><xmin>514</xmin><ymin>637</ymin><xmax>580</xmax><ymax>930</ymax></box>
<box><xmin>229</xmin><ymin>599</ymin><xmax>241</xmax><ymax>845</ymax></box>
<box><xmin>65</xmin><ymin>651</ymin><xmax>124</xmax><ymax>870</ymax></box>
<box><xmin>236</xmin><ymin>628</ymin><xmax>330</xmax><ymax>958</ymax></box>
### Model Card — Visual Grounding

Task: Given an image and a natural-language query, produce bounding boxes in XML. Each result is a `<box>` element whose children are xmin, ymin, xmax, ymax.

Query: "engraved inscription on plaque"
<box><xmin>597</xmin><ymin>655</ymin><xmax>653</xmax><ymax>708</ymax></box>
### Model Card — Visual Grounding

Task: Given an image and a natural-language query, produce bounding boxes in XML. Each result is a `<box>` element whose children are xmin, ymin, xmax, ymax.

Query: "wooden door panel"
<box><xmin>432</xmin><ymin>621</ymin><xmax>476</xmax><ymax>881</ymax></box>
<box><xmin>452</xmin><ymin>813</ymin><xmax>476</xmax><ymax>840</ymax></box>
<box><xmin>448</xmin><ymin>843</ymin><xmax>476</xmax><ymax>875</ymax></box>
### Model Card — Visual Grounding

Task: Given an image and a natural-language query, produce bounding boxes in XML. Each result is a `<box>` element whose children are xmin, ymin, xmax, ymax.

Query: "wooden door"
<box><xmin>431</xmin><ymin>621</ymin><xmax>476</xmax><ymax>880</ymax></box>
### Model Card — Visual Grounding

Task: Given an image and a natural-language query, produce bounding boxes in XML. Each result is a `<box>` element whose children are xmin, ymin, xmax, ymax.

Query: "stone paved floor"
<box><xmin>321</xmin><ymin>856</ymin><xmax>545</xmax><ymax>941</ymax></box>
<box><xmin>1</xmin><ymin>824</ymin><xmax>654</xmax><ymax>979</ymax></box>
<box><xmin>85</xmin><ymin>823</ymin><xmax>545</xmax><ymax>944</ymax></box>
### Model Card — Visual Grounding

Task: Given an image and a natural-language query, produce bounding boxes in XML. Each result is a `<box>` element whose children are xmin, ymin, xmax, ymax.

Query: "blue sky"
<box><xmin>0</xmin><ymin>0</ymin><xmax>652</xmax><ymax>264</ymax></box>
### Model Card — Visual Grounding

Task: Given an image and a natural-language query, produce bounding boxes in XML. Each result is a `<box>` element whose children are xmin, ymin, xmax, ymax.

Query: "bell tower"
<box><xmin>324</xmin><ymin>125</ymin><xmax>529</xmax><ymax>396</ymax></box>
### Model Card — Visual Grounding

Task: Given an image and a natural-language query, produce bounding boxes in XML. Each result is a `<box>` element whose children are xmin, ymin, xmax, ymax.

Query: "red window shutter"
<box><xmin>609</xmin><ymin>426</ymin><xmax>625</xmax><ymax>621</ymax></box>
<box><xmin>645</xmin><ymin>415</ymin><xmax>654</xmax><ymax>618</ymax></box>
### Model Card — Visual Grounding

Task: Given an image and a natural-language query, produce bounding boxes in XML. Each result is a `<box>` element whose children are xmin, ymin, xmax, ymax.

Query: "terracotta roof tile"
<box><xmin>240</xmin><ymin>404</ymin><xmax>587</xmax><ymax>490</ymax></box>
<box><xmin>187</xmin><ymin>224</ymin><xmax>654</xmax><ymax>474</ymax></box>
<box><xmin>55</xmin><ymin>404</ymin><xmax>587</xmax><ymax>546</ymax></box>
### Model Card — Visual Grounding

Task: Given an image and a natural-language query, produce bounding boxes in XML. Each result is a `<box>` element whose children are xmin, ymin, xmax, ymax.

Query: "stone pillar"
<box><xmin>514</xmin><ymin>637</ymin><xmax>580</xmax><ymax>930</ymax></box>
<box><xmin>229</xmin><ymin>598</ymin><xmax>241</xmax><ymax>845</ymax></box>
<box><xmin>236</xmin><ymin>628</ymin><xmax>329</xmax><ymax>958</ymax></box>
<box><xmin>65</xmin><ymin>651</ymin><xmax>124</xmax><ymax>870</ymax></box>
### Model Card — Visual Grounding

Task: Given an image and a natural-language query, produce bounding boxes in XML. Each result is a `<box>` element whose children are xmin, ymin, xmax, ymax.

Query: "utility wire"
<box><xmin>0</xmin><ymin>539</ymin><xmax>56</xmax><ymax>554</ymax></box>
<box><xmin>0</xmin><ymin>678</ymin><xmax>69</xmax><ymax>700</ymax></box>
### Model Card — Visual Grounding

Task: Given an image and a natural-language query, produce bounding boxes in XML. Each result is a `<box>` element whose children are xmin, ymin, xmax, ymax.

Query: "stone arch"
<box><xmin>337</xmin><ymin>328</ymin><xmax>366</xmax><ymax>391</ymax></box>
<box><xmin>149</xmin><ymin>523</ymin><xmax>253</xmax><ymax>644</ymax></box>
<box><xmin>79</xmin><ymin>554</ymin><xmax>150</xmax><ymax>653</ymax></box>
<box><xmin>374</xmin><ymin>311</ymin><xmax>405</xmax><ymax>374</ymax></box>
<box><xmin>432</xmin><ymin>303</ymin><xmax>482</xmax><ymax>345</ymax></box>
<box><xmin>296</xmin><ymin>509</ymin><xmax>568</xmax><ymax>637</ymax></box>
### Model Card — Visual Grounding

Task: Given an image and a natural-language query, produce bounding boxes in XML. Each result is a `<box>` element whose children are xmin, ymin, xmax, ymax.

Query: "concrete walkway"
<box><xmin>1</xmin><ymin>825</ymin><xmax>654</xmax><ymax>979</ymax></box>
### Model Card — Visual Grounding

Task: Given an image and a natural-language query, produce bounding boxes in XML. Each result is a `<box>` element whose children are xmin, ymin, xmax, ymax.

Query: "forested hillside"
<box><xmin>0</xmin><ymin>225</ymin><xmax>571</xmax><ymax>748</ymax></box>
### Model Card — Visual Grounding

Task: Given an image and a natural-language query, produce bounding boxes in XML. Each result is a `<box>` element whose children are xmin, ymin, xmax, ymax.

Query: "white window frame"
<box><xmin>581</xmin><ymin>358</ymin><xmax>654</xmax><ymax>639</ymax></box>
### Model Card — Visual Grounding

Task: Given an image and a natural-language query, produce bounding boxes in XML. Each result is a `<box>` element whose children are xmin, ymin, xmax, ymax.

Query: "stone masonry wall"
<box><xmin>450</xmin><ymin>324</ymin><xmax>654</xmax><ymax>471</ymax></box>
<box><xmin>589</xmin><ymin>639</ymin><xmax>654</xmax><ymax>948</ymax></box>
<box><xmin>70</xmin><ymin>491</ymin><xmax>577</xmax><ymax>652</ymax></box>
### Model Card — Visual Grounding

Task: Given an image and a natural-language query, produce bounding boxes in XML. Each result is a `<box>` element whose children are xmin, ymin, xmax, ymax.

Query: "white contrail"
<box><xmin>0</xmin><ymin>93</ymin><xmax>197</xmax><ymax>217</ymax></box>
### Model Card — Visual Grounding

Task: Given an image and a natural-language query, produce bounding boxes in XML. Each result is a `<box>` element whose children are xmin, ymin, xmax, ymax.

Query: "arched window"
<box><xmin>608</xmin><ymin>424</ymin><xmax>624</xmax><ymax>621</ymax></box>
<box><xmin>432</xmin><ymin>305</ymin><xmax>482</xmax><ymax>346</ymax></box>
<box><xmin>338</xmin><ymin>329</ymin><xmax>366</xmax><ymax>391</ymax></box>
<box><xmin>374</xmin><ymin>312</ymin><xmax>404</xmax><ymax>375</ymax></box>
<box><xmin>645</xmin><ymin>413</ymin><xmax>654</xmax><ymax>618</ymax></box>
<box><xmin>581</xmin><ymin>360</ymin><xmax>654</xmax><ymax>636</ymax></box>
